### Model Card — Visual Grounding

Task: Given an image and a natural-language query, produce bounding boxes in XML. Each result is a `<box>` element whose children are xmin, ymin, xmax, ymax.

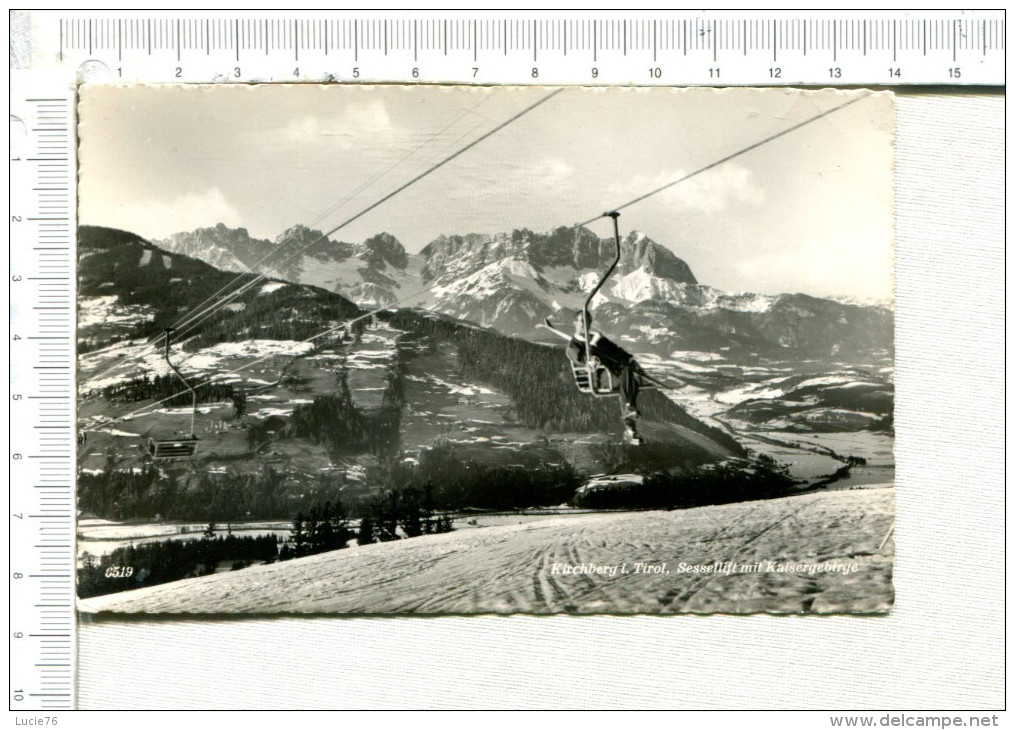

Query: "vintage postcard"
<box><xmin>74</xmin><ymin>85</ymin><xmax>894</xmax><ymax>614</ymax></box>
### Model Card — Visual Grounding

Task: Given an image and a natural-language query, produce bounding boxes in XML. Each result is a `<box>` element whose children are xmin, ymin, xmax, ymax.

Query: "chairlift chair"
<box><xmin>144</xmin><ymin>435</ymin><xmax>199</xmax><ymax>459</ymax></box>
<box><xmin>569</xmin><ymin>354</ymin><xmax>618</xmax><ymax>396</ymax></box>
<box><xmin>144</xmin><ymin>328</ymin><xmax>200</xmax><ymax>459</ymax></box>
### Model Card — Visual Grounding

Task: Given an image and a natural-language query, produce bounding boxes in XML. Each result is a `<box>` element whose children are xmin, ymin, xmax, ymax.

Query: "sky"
<box><xmin>78</xmin><ymin>84</ymin><xmax>894</xmax><ymax>300</ymax></box>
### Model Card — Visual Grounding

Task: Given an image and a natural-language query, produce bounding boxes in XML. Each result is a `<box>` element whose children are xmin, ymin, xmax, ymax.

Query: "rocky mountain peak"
<box><xmin>87</xmin><ymin>222</ymin><xmax>893</xmax><ymax>360</ymax></box>
<box><xmin>420</xmin><ymin>232</ymin><xmax>510</xmax><ymax>283</ymax></box>
<box><xmin>275</xmin><ymin>224</ymin><xmax>355</xmax><ymax>264</ymax></box>
<box><xmin>357</xmin><ymin>232</ymin><xmax>408</xmax><ymax>270</ymax></box>
<box><xmin>618</xmin><ymin>231</ymin><xmax>697</xmax><ymax>284</ymax></box>
<box><xmin>155</xmin><ymin>224</ymin><xmax>274</xmax><ymax>273</ymax></box>
<box><xmin>274</xmin><ymin>224</ymin><xmax>321</xmax><ymax>247</ymax></box>
<box><xmin>419</xmin><ymin>225</ymin><xmax>698</xmax><ymax>288</ymax></box>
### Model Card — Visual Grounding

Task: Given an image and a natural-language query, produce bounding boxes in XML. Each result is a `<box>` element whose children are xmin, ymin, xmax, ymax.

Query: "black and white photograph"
<box><xmin>74</xmin><ymin>84</ymin><xmax>895</xmax><ymax>615</ymax></box>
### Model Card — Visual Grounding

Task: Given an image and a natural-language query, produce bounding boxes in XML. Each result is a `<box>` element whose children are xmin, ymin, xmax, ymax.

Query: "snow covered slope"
<box><xmin>80</xmin><ymin>487</ymin><xmax>893</xmax><ymax>615</ymax></box>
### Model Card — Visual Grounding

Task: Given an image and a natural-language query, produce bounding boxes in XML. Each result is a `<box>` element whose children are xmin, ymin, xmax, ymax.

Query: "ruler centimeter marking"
<box><xmin>10</xmin><ymin>92</ymin><xmax>77</xmax><ymax>712</ymax></box>
<box><xmin>42</xmin><ymin>13</ymin><xmax>1006</xmax><ymax>85</ymax></box>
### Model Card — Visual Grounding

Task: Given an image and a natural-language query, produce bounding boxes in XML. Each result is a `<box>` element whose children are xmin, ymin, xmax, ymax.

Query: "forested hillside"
<box><xmin>77</xmin><ymin>226</ymin><xmax>760</xmax><ymax>527</ymax></box>
<box><xmin>387</xmin><ymin>311</ymin><xmax>743</xmax><ymax>452</ymax></box>
<box><xmin>78</xmin><ymin>225</ymin><xmax>362</xmax><ymax>352</ymax></box>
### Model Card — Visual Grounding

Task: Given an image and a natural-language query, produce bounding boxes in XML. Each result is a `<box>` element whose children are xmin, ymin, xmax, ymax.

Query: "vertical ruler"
<box><xmin>9</xmin><ymin>85</ymin><xmax>77</xmax><ymax>711</ymax></box>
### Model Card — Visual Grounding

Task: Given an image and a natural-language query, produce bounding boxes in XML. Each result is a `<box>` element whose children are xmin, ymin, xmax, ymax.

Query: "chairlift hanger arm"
<box><xmin>163</xmin><ymin>328</ymin><xmax>198</xmax><ymax>438</ymax></box>
<box><xmin>581</xmin><ymin>211</ymin><xmax>623</xmax><ymax>396</ymax></box>
<box><xmin>583</xmin><ymin>211</ymin><xmax>622</xmax><ymax>318</ymax></box>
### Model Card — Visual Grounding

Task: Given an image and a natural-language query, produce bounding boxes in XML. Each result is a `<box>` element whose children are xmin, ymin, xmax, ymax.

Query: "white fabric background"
<box><xmin>75</xmin><ymin>91</ymin><xmax>1005</xmax><ymax>710</ymax></box>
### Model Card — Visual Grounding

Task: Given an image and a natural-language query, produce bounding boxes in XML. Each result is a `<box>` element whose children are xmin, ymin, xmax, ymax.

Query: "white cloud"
<box><xmin>91</xmin><ymin>186</ymin><xmax>244</xmax><ymax>241</ymax></box>
<box><xmin>530</xmin><ymin>158</ymin><xmax>573</xmax><ymax>181</ymax></box>
<box><xmin>612</xmin><ymin>163</ymin><xmax>766</xmax><ymax>214</ymax></box>
<box><xmin>730</xmin><ymin>234</ymin><xmax>894</xmax><ymax>301</ymax></box>
<box><xmin>279</xmin><ymin>99</ymin><xmax>395</xmax><ymax>151</ymax></box>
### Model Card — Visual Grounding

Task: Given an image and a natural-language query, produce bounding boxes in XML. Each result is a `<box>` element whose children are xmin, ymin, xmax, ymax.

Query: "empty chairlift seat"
<box><xmin>145</xmin><ymin>434</ymin><xmax>199</xmax><ymax>459</ymax></box>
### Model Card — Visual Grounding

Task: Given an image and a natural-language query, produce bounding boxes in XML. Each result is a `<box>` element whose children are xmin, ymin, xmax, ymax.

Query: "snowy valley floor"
<box><xmin>79</xmin><ymin>486</ymin><xmax>893</xmax><ymax>615</ymax></box>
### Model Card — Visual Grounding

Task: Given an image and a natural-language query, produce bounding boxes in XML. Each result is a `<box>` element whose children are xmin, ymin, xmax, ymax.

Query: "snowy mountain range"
<box><xmin>76</xmin><ymin>225</ymin><xmax>894</xmax><ymax>531</ymax></box>
<box><xmin>76</xmin><ymin>225</ymin><xmax>747</xmax><ymax>496</ymax></box>
<box><xmin>156</xmin><ymin>223</ymin><xmax>893</xmax><ymax>360</ymax></box>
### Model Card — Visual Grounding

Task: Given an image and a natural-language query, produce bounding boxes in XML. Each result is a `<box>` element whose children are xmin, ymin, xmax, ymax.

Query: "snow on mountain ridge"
<box><xmin>609</xmin><ymin>266</ymin><xmax>694</xmax><ymax>305</ymax></box>
<box><xmin>149</xmin><ymin>222</ymin><xmax>891</xmax><ymax>358</ymax></box>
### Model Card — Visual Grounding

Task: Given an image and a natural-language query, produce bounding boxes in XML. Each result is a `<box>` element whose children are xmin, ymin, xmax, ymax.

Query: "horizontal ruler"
<box><xmin>22</xmin><ymin>11</ymin><xmax>1007</xmax><ymax>85</ymax></box>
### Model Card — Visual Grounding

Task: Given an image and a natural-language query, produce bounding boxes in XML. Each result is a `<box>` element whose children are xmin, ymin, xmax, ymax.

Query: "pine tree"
<box><xmin>200</xmin><ymin>535</ymin><xmax>219</xmax><ymax>575</ymax></box>
<box><xmin>372</xmin><ymin>493</ymin><xmax>399</xmax><ymax>542</ymax></box>
<box><xmin>326</xmin><ymin>500</ymin><xmax>350</xmax><ymax>550</ymax></box>
<box><xmin>232</xmin><ymin>388</ymin><xmax>247</xmax><ymax>419</ymax></box>
<box><xmin>290</xmin><ymin>513</ymin><xmax>308</xmax><ymax>557</ymax></box>
<box><xmin>422</xmin><ymin>482</ymin><xmax>436</xmax><ymax>535</ymax></box>
<box><xmin>398</xmin><ymin>487</ymin><xmax>424</xmax><ymax>538</ymax></box>
<box><xmin>435</xmin><ymin>513</ymin><xmax>455</xmax><ymax>534</ymax></box>
<box><xmin>357</xmin><ymin>516</ymin><xmax>374</xmax><ymax>546</ymax></box>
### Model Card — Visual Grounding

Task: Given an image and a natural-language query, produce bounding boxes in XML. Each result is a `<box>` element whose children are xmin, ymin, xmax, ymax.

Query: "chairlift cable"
<box><xmin>167</xmin><ymin>92</ymin><xmax>866</xmax><ymax>392</ymax></box>
<box><xmin>89</xmin><ymin>269</ymin><xmax>506</xmax><ymax>430</ymax></box>
<box><xmin>83</xmin><ymin>89</ymin><xmax>546</xmax><ymax>387</ymax></box>
<box><xmin>164</xmin><ymin>90</ymin><xmax>505</xmax><ymax>343</ymax></box>
<box><xmin>169</xmin><ymin>88</ymin><xmax>551</xmax><ymax>341</ymax></box>
<box><xmin>165</xmin><ymin>94</ymin><xmax>510</xmax><ymax>346</ymax></box>
<box><xmin>92</xmin><ymin>90</ymin><xmax>859</xmax><ymax>429</ymax></box>
<box><xmin>575</xmin><ymin>93</ymin><xmax>870</xmax><ymax>228</ymax></box>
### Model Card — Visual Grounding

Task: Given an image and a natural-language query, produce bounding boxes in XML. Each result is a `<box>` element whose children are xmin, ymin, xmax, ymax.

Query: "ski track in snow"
<box><xmin>80</xmin><ymin>488</ymin><xmax>893</xmax><ymax>615</ymax></box>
